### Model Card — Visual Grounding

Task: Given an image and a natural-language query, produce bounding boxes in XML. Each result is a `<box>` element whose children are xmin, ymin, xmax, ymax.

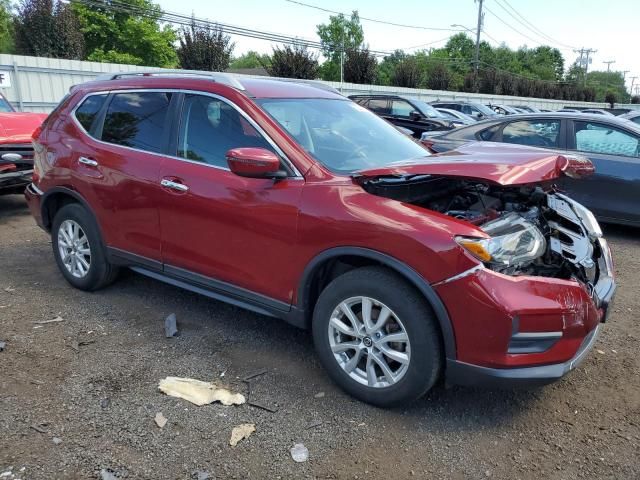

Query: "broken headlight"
<box><xmin>456</xmin><ymin>213</ymin><xmax>546</xmax><ymax>267</ymax></box>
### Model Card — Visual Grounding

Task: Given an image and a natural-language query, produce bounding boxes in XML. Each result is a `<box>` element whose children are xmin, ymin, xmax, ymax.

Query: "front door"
<box><xmin>157</xmin><ymin>93</ymin><xmax>304</xmax><ymax>304</ymax></box>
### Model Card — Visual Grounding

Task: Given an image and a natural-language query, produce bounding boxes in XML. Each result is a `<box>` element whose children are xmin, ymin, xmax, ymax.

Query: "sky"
<box><xmin>157</xmin><ymin>0</ymin><xmax>639</xmax><ymax>92</ymax></box>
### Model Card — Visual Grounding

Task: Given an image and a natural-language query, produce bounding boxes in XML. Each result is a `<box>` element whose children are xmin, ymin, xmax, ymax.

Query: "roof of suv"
<box><xmin>79</xmin><ymin>73</ymin><xmax>344</xmax><ymax>100</ymax></box>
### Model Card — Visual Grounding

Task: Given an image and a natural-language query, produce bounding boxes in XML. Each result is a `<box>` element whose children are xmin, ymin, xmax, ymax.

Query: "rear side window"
<box><xmin>101</xmin><ymin>92</ymin><xmax>172</xmax><ymax>153</ymax></box>
<box><xmin>74</xmin><ymin>94</ymin><xmax>107</xmax><ymax>132</ymax></box>
<box><xmin>367</xmin><ymin>99</ymin><xmax>388</xmax><ymax>114</ymax></box>
<box><xmin>502</xmin><ymin>120</ymin><xmax>561</xmax><ymax>148</ymax></box>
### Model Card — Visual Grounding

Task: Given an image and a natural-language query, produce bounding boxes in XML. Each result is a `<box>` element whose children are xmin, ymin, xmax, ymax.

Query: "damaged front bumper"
<box><xmin>437</xmin><ymin>193</ymin><xmax>616</xmax><ymax>388</ymax></box>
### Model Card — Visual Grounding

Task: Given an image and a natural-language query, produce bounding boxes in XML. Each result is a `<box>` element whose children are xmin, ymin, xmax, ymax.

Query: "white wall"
<box><xmin>1</xmin><ymin>54</ymin><xmax>638</xmax><ymax>113</ymax></box>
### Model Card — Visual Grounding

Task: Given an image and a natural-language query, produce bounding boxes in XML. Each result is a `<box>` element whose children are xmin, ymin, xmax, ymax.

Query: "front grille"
<box><xmin>0</xmin><ymin>143</ymin><xmax>34</xmax><ymax>171</ymax></box>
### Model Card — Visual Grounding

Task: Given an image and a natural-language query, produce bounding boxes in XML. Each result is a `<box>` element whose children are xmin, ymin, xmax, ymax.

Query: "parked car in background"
<box><xmin>620</xmin><ymin>110</ymin><xmax>640</xmax><ymax>125</ymax></box>
<box><xmin>430</xmin><ymin>100</ymin><xmax>498</xmax><ymax>121</ymax></box>
<box><xmin>487</xmin><ymin>104</ymin><xmax>523</xmax><ymax>115</ymax></box>
<box><xmin>0</xmin><ymin>94</ymin><xmax>48</xmax><ymax>196</ymax></box>
<box><xmin>349</xmin><ymin>94</ymin><xmax>454</xmax><ymax>139</ymax></box>
<box><xmin>422</xmin><ymin>113</ymin><xmax>640</xmax><ymax>226</ymax></box>
<box><xmin>582</xmin><ymin>109</ymin><xmax>615</xmax><ymax>116</ymax></box>
<box><xmin>514</xmin><ymin>105</ymin><xmax>542</xmax><ymax>113</ymax></box>
<box><xmin>561</xmin><ymin>108</ymin><xmax>580</xmax><ymax>113</ymax></box>
<box><xmin>435</xmin><ymin>107</ymin><xmax>476</xmax><ymax>126</ymax></box>
<box><xmin>25</xmin><ymin>72</ymin><xmax>615</xmax><ymax>406</ymax></box>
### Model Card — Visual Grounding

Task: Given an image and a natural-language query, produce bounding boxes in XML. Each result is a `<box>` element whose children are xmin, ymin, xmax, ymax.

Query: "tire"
<box><xmin>312</xmin><ymin>266</ymin><xmax>443</xmax><ymax>407</ymax></box>
<box><xmin>51</xmin><ymin>203</ymin><xmax>118</xmax><ymax>291</ymax></box>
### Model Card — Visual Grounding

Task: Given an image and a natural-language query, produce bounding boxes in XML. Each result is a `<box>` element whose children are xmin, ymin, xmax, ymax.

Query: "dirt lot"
<box><xmin>0</xmin><ymin>193</ymin><xmax>638</xmax><ymax>480</ymax></box>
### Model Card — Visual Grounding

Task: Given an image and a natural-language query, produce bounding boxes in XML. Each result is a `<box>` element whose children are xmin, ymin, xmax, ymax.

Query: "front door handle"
<box><xmin>79</xmin><ymin>156</ymin><xmax>98</xmax><ymax>167</ymax></box>
<box><xmin>161</xmin><ymin>179</ymin><xmax>189</xmax><ymax>192</ymax></box>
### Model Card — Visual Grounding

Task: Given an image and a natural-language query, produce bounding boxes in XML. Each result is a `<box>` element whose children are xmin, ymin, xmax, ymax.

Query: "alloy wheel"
<box><xmin>327</xmin><ymin>296</ymin><xmax>411</xmax><ymax>388</ymax></box>
<box><xmin>57</xmin><ymin>219</ymin><xmax>92</xmax><ymax>278</ymax></box>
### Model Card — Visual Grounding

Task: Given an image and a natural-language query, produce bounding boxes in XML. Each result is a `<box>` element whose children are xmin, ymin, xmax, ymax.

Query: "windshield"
<box><xmin>0</xmin><ymin>95</ymin><xmax>14</xmax><ymax>112</ymax></box>
<box><xmin>473</xmin><ymin>103</ymin><xmax>497</xmax><ymax>116</ymax></box>
<box><xmin>410</xmin><ymin>99</ymin><xmax>444</xmax><ymax>119</ymax></box>
<box><xmin>257</xmin><ymin>98</ymin><xmax>430</xmax><ymax>174</ymax></box>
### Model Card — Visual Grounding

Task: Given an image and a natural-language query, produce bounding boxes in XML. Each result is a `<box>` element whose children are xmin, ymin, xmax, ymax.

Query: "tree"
<box><xmin>343</xmin><ymin>47</ymin><xmax>377</xmax><ymax>84</ymax></box>
<box><xmin>265</xmin><ymin>44</ymin><xmax>318</xmax><ymax>79</ymax></box>
<box><xmin>316</xmin><ymin>11</ymin><xmax>363</xmax><ymax>81</ymax></box>
<box><xmin>0</xmin><ymin>0</ymin><xmax>14</xmax><ymax>53</ymax></box>
<box><xmin>177</xmin><ymin>20</ymin><xmax>233</xmax><ymax>71</ymax></box>
<box><xmin>72</xmin><ymin>0</ymin><xmax>177</xmax><ymax>67</ymax></box>
<box><xmin>631</xmin><ymin>95</ymin><xmax>640</xmax><ymax>104</ymax></box>
<box><xmin>13</xmin><ymin>0</ymin><xmax>84</xmax><ymax>59</ymax></box>
<box><xmin>377</xmin><ymin>50</ymin><xmax>406</xmax><ymax>85</ymax></box>
<box><xmin>605</xmin><ymin>91</ymin><xmax>616</xmax><ymax>108</ymax></box>
<box><xmin>392</xmin><ymin>57</ymin><xmax>421</xmax><ymax>88</ymax></box>
<box><xmin>229</xmin><ymin>50</ymin><xmax>270</xmax><ymax>70</ymax></box>
<box><xmin>426</xmin><ymin>62</ymin><xmax>451</xmax><ymax>90</ymax></box>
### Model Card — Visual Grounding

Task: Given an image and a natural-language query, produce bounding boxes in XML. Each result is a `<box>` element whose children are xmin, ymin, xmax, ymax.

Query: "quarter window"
<box><xmin>74</xmin><ymin>94</ymin><xmax>107</xmax><ymax>132</ymax></box>
<box><xmin>177</xmin><ymin>94</ymin><xmax>273</xmax><ymax>168</ymax></box>
<box><xmin>502</xmin><ymin>120</ymin><xmax>561</xmax><ymax>148</ymax></box>
<box><xmin>101</xmin><ymin>92</ymin><xmax>172</xmax><ymax>153</ymax></box>
<box><xmin>574</xmin><ymin>121</ymin><xmax>639</xmax><ymax>157</ymax></box>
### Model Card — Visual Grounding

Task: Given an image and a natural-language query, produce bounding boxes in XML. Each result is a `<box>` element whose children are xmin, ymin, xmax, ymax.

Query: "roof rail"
<box><xmin>94</xmin><ymin>69</ymin><xmax>245</xmax><ymax>90</ymax></box>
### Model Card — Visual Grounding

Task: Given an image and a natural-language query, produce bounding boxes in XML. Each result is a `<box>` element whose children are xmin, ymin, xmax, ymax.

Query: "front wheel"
<box><xmin>312</xmin><ymin>266</ymin><xmax>443</xmax><ymax>407</ymax></box>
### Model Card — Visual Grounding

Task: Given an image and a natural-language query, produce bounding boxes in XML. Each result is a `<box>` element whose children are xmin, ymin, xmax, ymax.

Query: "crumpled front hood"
<box><xmin>0</xmin><ymin>112</ymin><xmax>48</xmax><ymax>143</ymax></box>
<box><xmin>355</xmin><ymin>141</ymin><xmax>593</xmax><ymax>186</ymax></box>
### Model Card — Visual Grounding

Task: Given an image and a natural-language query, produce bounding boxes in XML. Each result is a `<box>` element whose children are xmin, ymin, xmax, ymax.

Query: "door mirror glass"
<box><xmin>226</xmin><ymin>147</ymin><xmax>285</xmax><ymax>179</ymax></box>
<box><xmin>409</xmin><ymin>110</ymin><xmax>423</xmax><ymax>121</ymax></box>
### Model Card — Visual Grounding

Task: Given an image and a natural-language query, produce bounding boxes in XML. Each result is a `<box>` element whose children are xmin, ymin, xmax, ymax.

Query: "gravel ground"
<box><xmin>0</xmin><ymin>193</ymin><xmax>639</xmax><ymax>480</ymax></box>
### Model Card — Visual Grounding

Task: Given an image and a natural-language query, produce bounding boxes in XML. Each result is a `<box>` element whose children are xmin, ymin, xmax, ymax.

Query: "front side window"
<box><xmin>502</xmin><ymin>120</ymin><xmax>561</xmax><ymax>148</ymax></box>
<box><xmin>101</xmin><ymin>92</ymin><xmax>172</xmax><ymax>153</ymax></box>
<box><xmin>177</xmin><ymin>94</ymin><xmax>273</xmax><ymax>168</ymax></box>
<box><xmin>574</xmin><ymin>121</ymin><xmax>639</xmax><ymax>157</ymax></box>
<box><xmin>391</xmin><ymin>100</ymin><xmax>414</xmax><ymax>117</ymax></box>
<box><xmin>258</xmin><ymin>98</ymin><xmax>430</xmax><ymax>174</ymax></box>
<box><xmin>74</xmin><ymin>94</ymin><xmax>107</xmax><ymax>132</ymax></box>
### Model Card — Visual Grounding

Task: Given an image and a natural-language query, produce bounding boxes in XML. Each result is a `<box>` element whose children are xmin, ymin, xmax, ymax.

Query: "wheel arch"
<box><xmin>296</xmin><ymin>247</ymin><xmax>456</xmax><ymax>360</ymax></box>
<box><xmin>41</xmin><ymin>187</ymin><xmax>102</xmax><ymax>237</ymax></box>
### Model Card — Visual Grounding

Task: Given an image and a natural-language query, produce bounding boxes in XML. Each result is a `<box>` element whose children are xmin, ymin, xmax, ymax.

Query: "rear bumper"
<box><xmin>24</xmin><ymin>182</ymin><xmax>45</xmax><ymax>229</ymax></box>
<box><xmin>446</xmin><ymin>324</ymin><xmax>602</xmax><ymax>387</ymax></box>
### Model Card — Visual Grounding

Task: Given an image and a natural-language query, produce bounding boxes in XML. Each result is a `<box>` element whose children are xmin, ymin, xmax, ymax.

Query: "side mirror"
<box><xmin>409</xmin><ymin>110</ymin><xmax>423</xmax><ymax>121</ymax></box>
<box><xmin>226</xmin><ymin>147</ymin><xmax>286</xmax><ymax>179</ymax></box>
<box><xmin>474</xmin><ymin>112</ymin><xmax>484</xmax><ymax>119</ymax></box>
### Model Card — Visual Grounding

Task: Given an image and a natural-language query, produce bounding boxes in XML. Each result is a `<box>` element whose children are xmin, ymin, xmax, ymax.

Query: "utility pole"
<box><xmin>339</xmin><ymin>19</ymin><xmax>345</xmax><ymax>92</ymax></box>
<box><xmin>603</xmin><ymin>60</ymin><xmax>615</xmax><ymax>72</ymax></box>
<box><xmin>583</xmin><ymin>48</ymin><xmax>596</xmax><ymax>86</ymax></box>
<box><xmin>630</xmin><ymin>77</ymin><xmax>638</xmax><ymax>98</ymax></box>
<box><xmin>473</xmin><ymin>0</ymin><xmax>484</xmax><ymax>92</ymax></box>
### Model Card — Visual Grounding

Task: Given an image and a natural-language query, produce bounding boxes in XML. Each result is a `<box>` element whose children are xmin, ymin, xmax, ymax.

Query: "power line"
<box><xmin>494</xmin><ymin>0</ymin><xmax>577</xmax><ymax>50</ymax></box>
<box><xmin>483</xmin><ymin>5</ymin><xmax>546</xmax><ymax>47</ymax></box>
<box><xmin>284</xmin><ymin>0</ymin><xmax>466</xmax><ymax>32</ymax></box>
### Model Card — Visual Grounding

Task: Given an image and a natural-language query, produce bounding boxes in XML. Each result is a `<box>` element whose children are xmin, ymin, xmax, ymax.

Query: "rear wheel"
<box><xmin>312</xmin><ymin>266</ymin><xmax>443</xmax><ymax>407</ymax></box>
<box><xmin>51</xmin><ymin>203</ymin><xmax>118</xmax><ymax>291</ymax></box>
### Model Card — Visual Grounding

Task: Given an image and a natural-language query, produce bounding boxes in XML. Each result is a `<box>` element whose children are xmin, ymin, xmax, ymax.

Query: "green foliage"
<box><xmin>585</xmin><ymin>70</ymin><xmax>627</xmax><ymax>103</ymax></box>
<box><xmin>343</xmin><ymin>47</ymin><xmax>377</xmax><ymax>84</ymax></box>
<box><xmin>177</xmin><ymin>20</ymin><xmax>233</xmax><ymax>71</ymax></box>
<box><xmin>229</xmin><ymin>50</ymin><xmax>270</xmax><ymax>70</ymax></box>
<box><xmin>604</xmin><ymin>91</ymin><xmax>616</xmax><ymax>108</ymax></box>
<box><xmin>72</xmin><ymin>0</ymin><xmax>177</xmax><ymax>67</ymax></box>
<box><xmin>0</xmin><ymin>0</ymin><xmax>14</xmax><ymax>53</ymax></box>
<box><xmin>376</xmin><ymin>50</ymin><xmax>406</xmax><ymax>85</ymax></box>
<box><xmin>392</xmin><ymin>57</ymin><xmax>421</xmax><ymax>88</ymax></box>
<box><xmin>632</xmin><ymin>95</ymin><xmax>640</xmax><ymax>105</ymax></box>
<box><xmin>87</xmin><ymin>48</ymin><xmax>143</xmax><ymax>65</ymax></box>
<box><xmin>14</xmin><ymin>0</ymin><xmax>84</xmax><ymax>59</ymax></box>
<box><xmin>316</xmin><ymin>10</ymin><xmax>363</xmax><ymax>81</ymax></box>
<box><xmin>266</xmin><ymin>44</ymin><xmax>318</xmax><ymax>79</ymax></box>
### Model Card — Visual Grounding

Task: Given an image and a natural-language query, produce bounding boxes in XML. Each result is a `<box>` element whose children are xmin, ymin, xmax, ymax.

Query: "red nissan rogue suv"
<box><xmin>25</xmin><ymin>72</ymin><xmax>616</xmax><ymax>406</ymax></box>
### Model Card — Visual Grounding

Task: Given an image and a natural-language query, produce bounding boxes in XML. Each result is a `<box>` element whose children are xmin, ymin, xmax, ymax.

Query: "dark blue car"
<box><xmin>425</xmin><ymin>112</ymin><xmax>640</xmax><ymax>227</ymax></box>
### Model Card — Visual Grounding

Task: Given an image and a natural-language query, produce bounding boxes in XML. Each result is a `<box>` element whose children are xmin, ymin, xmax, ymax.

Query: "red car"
<box><xmin>25</xmin><ymin>73</ymin><xmax>616</xmax><ymax>406</ymax></box>
<box><xmin>0</xmin><ymin>93</ymin><xmax>48</xmax><ymax>195</ymax></box>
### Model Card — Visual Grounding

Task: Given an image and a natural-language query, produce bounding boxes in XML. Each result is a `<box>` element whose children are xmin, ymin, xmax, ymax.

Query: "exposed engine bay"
<box><xmin>361</xmin><ymin>174</ymin><xmax>612</xmax><ymax>290</ymax></box>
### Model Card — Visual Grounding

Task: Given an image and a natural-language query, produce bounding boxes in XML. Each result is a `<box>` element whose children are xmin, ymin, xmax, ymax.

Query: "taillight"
<box><xmin>557</xmin><ymin>155</ymin><xmax>594</xmax><ymax>179</ymax></box>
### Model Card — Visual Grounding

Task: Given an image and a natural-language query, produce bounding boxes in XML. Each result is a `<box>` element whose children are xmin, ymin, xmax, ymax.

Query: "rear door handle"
<box><xmin>79</xmin><ymin>156</ymin><xmax>98</xmax><ymax>167</ymax></box>
<box><xmin>161</xmin><ymin>179</ymin><xmax>189</xmax><ymax>192</ymax></box>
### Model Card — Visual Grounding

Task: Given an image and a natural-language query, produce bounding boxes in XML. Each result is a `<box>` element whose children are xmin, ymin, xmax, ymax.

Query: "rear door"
<box><xmin>68</xmin><ymin>90</ymin><xmax>174</xmax><ymax>262</ymax></box>
<box><xmin>563</xmin><ymin>119</ymin><xmax>640</xmax><ymax>224</ymax></box>
<box><xmin>157</xmin><ymin>93</ymin><xmax>303</xmax><ymax>304</ymax></box>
